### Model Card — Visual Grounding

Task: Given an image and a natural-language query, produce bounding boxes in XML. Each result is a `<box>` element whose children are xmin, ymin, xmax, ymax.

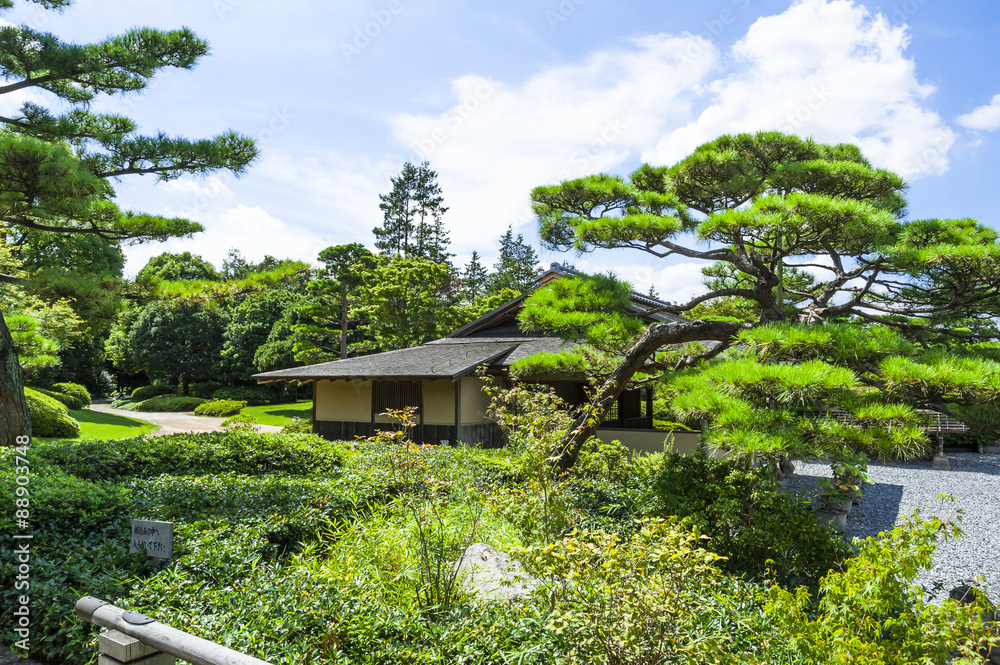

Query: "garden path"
<box><xmin>0</xmin><ymin>646</ymin><xmax>40</xmax><ymax>664</ymax></box>
<box><xmin>88</xmin><ymin>401</ymin><xmax>281</xmax><ymax>436</ymax></box>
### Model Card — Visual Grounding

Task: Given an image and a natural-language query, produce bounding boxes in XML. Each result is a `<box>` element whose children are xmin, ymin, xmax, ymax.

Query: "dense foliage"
<box><xmin>1</xmin><ymin>429</ymin><xmax>993</xmax><ymax>665</ymax></box>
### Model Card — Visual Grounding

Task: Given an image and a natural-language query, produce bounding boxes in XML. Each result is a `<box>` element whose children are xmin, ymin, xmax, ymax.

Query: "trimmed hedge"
<box><xmin>31</xmin><ymin>431</ymin><xmax>347</xmax><ymax>480</ymax></box>
<box><xmin>24</xmin><ymin>387</ymin><xmax>81</xmax><ymax>438</ymax></box>
<box><xmin>194</xmin><ymin>399</ymin><xmax>247</xmax><ymax>417</ymax></box>
<box><xmin>133</xmin><ymin>395</ymin><xmax>205</xmax><ymax>412</ymax></box>
<box><xmin>52</xmin><ymin>382</ymin><xmax>91</xmax><ymax>408</ymax></box>
<box><xmin>131</xmin><ymin>385</ymin><xmax>177</xmax><ymax>401</ymax></box>
<box><xmin>30</xmin><ymin>387</ymin><xmax>80</xmax><ymax>411</ymax></box>
<box><xmin>212</xmin><ymin>385</ymin><xmax>275</xmax><ymax>406</ymax></box>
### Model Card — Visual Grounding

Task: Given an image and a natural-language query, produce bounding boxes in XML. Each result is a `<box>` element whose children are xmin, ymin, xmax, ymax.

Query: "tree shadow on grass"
<box><xmin>71</xmin><ymin>408</ymin><xmax>150</xmax><ymax>429</ymax></box>
<box><xmin>261</xmin><ymin>409</ymin><xmax>312</xmax><ymax>421</ymax></box>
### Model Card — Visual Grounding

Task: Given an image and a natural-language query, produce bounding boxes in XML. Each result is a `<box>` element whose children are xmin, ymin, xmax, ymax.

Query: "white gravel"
<box><xmin>784</xmin><ymin>452</ymin><xmax>1000</xmax><ymax>603</ymax></box>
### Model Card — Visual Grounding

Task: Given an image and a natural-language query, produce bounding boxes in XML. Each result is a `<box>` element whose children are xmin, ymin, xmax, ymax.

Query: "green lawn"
<box><xmin>70</xmin><ymin>407</ymin><xmax>158</xmax><ymax>439</ymax></box>
<box><xmin>241</xmin><ymin>400</ymin><xmax>312</xmax><ymax>426</ymax></box>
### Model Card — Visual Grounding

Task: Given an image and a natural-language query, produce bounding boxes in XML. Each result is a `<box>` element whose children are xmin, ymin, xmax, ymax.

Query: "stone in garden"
<box><xmin>454</xmin><ymin>543</ymin><xmax>540</xmax><ymax>601</ymax></box>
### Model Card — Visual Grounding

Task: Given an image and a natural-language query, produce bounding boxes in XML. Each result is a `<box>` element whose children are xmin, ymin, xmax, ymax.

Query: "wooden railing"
<box><xmin>75</xmin><ymin>596</ymin><xmax>272</xmax><ymax>665</ymax></box>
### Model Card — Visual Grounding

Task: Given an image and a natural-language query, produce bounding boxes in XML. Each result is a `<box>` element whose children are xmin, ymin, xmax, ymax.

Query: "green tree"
<box><xmin>219</xmin><ymin>289</ymin><xmax>303</xmax><ymax>382</ymax></box>
<box><xmin>128</xmin><ymin>300</ymin><xmax>226</xmax><ymax>394</ymax></box>
<box><xmin>461</xmin><ymin>250</ymin><xmax>489</xmax><ymax>303</ymax></box>
<box><xmin>526</xmin><ymin>131</ymin><xmax>1000</xmax><ymax>468</ymax></box>
<box><xmin>374</xmin><ymin>161</ymin><xmax>451</xmax><ymax>261</ymax></box>
<box><xmin>0</xmin><ymin>1</ymin><xmax>256</xmax><ymax>441</ymax></box>
<box><xmin>489</xmin><ymin>226</ymin><xmax>540</xmax><ymax>294</ymax></box>
<box><xmin>356</xmin><ymin>255</ymin><xmax>461</xmax><ymax>351</ymax></box>
<box><xmin>137</xmin><ymin>251</ymin><xmax>221</xmax><ymax>282</ymax></box>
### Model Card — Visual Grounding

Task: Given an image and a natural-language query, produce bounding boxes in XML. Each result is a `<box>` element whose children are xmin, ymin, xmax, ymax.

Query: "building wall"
<box><xmin>460</xmin><ymin>375</ymin><xmax>492</xmax><ymax>423</ymax></box>
<box><xmin>315</xmin><ymin>379</ymin><xmax>371</xmax><ymax>422</ymax></box>
<box><xmin>596</xmin><ymin>428</ymin><xmax>703</xmax><ymax>456</ymax></box>
<box><xmin>422</xmin><ymin>379</ymin><xmax>455</xmax><ymax>425</ymax></box>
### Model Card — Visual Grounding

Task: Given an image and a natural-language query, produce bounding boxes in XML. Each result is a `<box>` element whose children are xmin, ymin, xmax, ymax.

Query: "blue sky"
<box><xmin>5</xmin><ymin>0</ymin><xmax>1000</xmax><ymax>299</ymax></box>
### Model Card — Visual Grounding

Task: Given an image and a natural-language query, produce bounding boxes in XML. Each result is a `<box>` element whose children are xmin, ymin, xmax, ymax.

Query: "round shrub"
<box><xmin>194</xmin><ymin>399</ymin><xmax>247</xmax><ymax>417</ymax></box>
<box><xmin>212</xmin><ymin>385</ymin><xmax>275</xmax><ymax>406</ymax></box>
<box><xmin>29</xmin><ymin>387</ymin><xmax>79</xmax><ymax>411</ymax></box>
<box><xmin>134</xmin><ymin>395</ymin><xmax>205</xmax><ymax>412</ymax></box>
<box><xmin>24</xmin><ymin>387</ymin><xmax>81</xmax><ymax>438</ymax></box>
<box><xmin>52</xmin><ymin>382</ymin><xmax>91</xmax><ymax>408</ymax></box>
<box><xmin>131</xmin><ymin>385</ymin><xmax>177</xmax><ymax>402</ymax></box>
<box><xmin>280</xmin><ymin>417</ymin><xmax>312</xmax><ymax>434</ymax></box>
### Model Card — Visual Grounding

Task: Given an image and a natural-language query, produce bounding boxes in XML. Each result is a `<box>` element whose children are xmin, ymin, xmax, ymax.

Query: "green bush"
<box><xmin>52</xmin><ymin>382</ymin><xmax>91</xmax><ymax>408</ymax></box>
<box><xmin>24</xmin><ymin>387</ymin><xmax>80</xmax><ymax>438</ymax></box>
<box><xmin>29</xmin><ymin>386</ymin><xmax>80</xmax><ymax>410</ymax></box>
<box><xmin>33</xmin><ymin>431</ymin><xmax>347</xmax><ymax>480</ymax></box>
<box><xmin>134</xmin><ymin>395</ymin><xmax>205</xmax><ymax>412</ymax></box>
<box><xmin>643</xmin><ymin>453</ymin><xmax>852</xmax><ymax>587</ymax></box>
<box><xmin>131</xmin><ymin>384</ymin><xmax>177</xmax><ymax>401</ymax></box>
<box><xmin>280</xmin><ymin>417</ymin><xmax>313</xmax><ymax>434</ymax></box>
<box><xmin>194</xmin><ymin>399</ymin><xmax>247</xmax><ymax>417</ymax></box>
<box><xmin>212</xmin><ymin>385</ymin><xmax>275</xmax><ymax>406</ymax></box>
<box><xmin>189</xmin><ymin>380</ymin><xmax>222</xmax><ymax>399</ymax></box>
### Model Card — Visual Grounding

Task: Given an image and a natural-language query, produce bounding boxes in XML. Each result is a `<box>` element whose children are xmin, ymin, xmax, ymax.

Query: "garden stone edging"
<box><xmin>454</xmin><ymin>544</ymin><xmax>540</xmax><ymax>601</ymax></box>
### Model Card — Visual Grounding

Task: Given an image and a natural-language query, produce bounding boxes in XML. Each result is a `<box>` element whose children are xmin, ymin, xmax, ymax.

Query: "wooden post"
<box><xmin>99</xmin><ymin>629</ymin><xmax>175</xmax><ymax>665</ymax></box>
<box><xmin>76</xmin><ymin>596</ymin><xmax>272</xmax><ymax>665</ymax></box>
<box><xmin>932</xmin><ymin>432</ymin><xmax>951</xmax><ymax>470</ymax></box>
<box><xmin>454</xmin><ymin>378</ymin><xmax>462</xmax><ymax>446</ymax></box>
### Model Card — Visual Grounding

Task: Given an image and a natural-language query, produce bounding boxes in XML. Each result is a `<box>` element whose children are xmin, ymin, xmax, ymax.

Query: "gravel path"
<box><xmin>785</xmin><ymin>452</ymin><xmax>1000</xmax><ymax>603</ymax></box>
<box><xmin>88</xmin><ymin>401</ymin><xmax>282</xmax><ymax>435</ymax></box>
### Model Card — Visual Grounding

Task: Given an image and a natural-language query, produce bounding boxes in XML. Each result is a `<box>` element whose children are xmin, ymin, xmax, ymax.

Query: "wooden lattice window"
<box><xmin>372</xmin><ymin>380</ymin><xmax>421</xmax><ymax>414</ymax></box>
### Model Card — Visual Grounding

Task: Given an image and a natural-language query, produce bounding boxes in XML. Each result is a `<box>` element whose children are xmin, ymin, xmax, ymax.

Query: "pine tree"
<box><xmin>374</xmin><ymin>161</ymin><xmax>451</xmax><ymax>262</ymax></box>
<box><xmin>0</xmin><ymin>2</ymin><xmax>257</xmax><ymax>442</ymax></box>
<box><xmin>526</xmin><ymin>131</ymin><xmax>1000</xmax><ymax>469</ymax></box>
<box><xmin>462</xmin><ymin>251</ymin><xmax>489</xmax><ymax>302</ymax></box>
<box><xmin>489</xmin><ymin>226</ymin><xmax>540</xmax><ymax>294</ymax></box>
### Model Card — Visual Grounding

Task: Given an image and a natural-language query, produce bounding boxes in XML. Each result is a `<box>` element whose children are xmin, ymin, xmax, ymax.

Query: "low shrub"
<box><xmin>33</xmin><ymin>431</ymin><xmax>348</xmax><ymax>480</ymax></box>
<box><xmin>220</xmin><ymin>413</ymin><xmax>257</xmax><ymax>432</ymax></box>
<box><xmin>52</xmin><ymin>382</ymin><xmax>91</xmax><ymax>408</ymax></box>
<box><xmin>29</xmin><ymin>386</ymin><xmax>80</xmax><ymax>410</ymax></box>
<box><xmin>643</xmin><ymin>452</ymin><xmax>852</xmax><ymax>587</ymax></box>
<box><xmin>24</xmin><ymin>387</ymin><xmax>80</xmax><ymax>438</ymax></box>
<box><xmin>189</xmin><ymin>380</ymin><xmax>222</xmax><ymax>399</ymax></box>
<box><xmin>131</xmin><ymin>384</ymin><xmax>177</xmax><ymax>401</ymax></box>
<box><xmin>134</xmin><ymin>395</ymin><xmax>205</xmax><ymax>412</ymax></box>
<box><xmin>194</xmin><ymin>399</ymin><xmax>247</xmax><ymax>417</ymax></box>
<box><xmin>212</xmin><ymin>385</ymin><xmax>275</xmax><ymax>406</ymax></box>
<box><xmin>280</xmin><ymin>417</ymin><xmax>312</xmax><ymax>434</ymax></box>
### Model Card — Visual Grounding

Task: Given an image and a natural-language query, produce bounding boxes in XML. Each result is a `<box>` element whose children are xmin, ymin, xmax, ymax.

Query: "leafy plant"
<box><xmin>24</xmin><ymin>386</ymin><xmax>80</xmax><ymax>438</ymax></box>
<box><xmin>131</xmin><ymin>384</ymin><xmax>177</xmax><ymax>401</ymax></box>
<box><xmin>133</xmin><ymin>395</ymin><xmax>206</xmax><ymax>412</ymax></box>
<box><xmin>51</xmin><ymin>382</ymin><xmax>91</xmax><ymax>408</ymax></box>
<box><xmin>194</xmin><ymin>399</ymin><xmax>247</xmax><ymax>417</ymax></box>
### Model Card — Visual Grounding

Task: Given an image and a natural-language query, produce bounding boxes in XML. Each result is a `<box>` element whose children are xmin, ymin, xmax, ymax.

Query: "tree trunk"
<box><xmin>0</xmin><ymin>311</ymin><xmax>31</xmax><ymax>444</ymax></box>
<box><xmin>552</xmin><ymin>319</ymin><xmax>748</xmax><ymax>470</ymax></box>
<box><xmin>181</xmin><ymin>375</ymin><xmax>190</xmax><ymax>396</ymax></box>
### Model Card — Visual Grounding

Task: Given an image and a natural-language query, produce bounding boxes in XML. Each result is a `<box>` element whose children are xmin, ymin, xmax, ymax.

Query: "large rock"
<box><xmin>454</xmin><ymin>544</ymin><xmax>540</xmax><ymax>601</ymax></box>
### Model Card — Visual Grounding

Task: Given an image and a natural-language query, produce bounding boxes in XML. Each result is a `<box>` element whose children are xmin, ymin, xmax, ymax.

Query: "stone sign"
<box><xmin>130</xmin><ymin>520</ymin><xmax>172</xmax><ymax>559</ymax></box>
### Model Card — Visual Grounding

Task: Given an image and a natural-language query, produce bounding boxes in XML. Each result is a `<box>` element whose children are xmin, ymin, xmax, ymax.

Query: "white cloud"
<box><xmin>122</xmin><ymin>204</ymin><xmax>331</xmax><ymax>277</ymax></box>
<box><xmin>382</xmin><ymin>0</ymin><xmax>958</xmax><ymax>271</ymax></box>
<box><xmin>389</xmin><ymin>34</ymin><xmax>718</xmax><ymax>252</ymax></box>
<box><xmin>957</xmin><ymin>94</ymin><xmax>1000</xmax><ymax>131</ymax></box>
<box><xmin>644</xmin><ymin>0</ymin><xmax>955</xmax><ymax>179</ymax></box>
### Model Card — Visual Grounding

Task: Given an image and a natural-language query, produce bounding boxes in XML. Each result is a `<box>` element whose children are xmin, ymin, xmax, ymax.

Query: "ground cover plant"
<box><xmin>3</xmin><ymin>385</ymin><xmax>995</xmax><ymax>664</ymax></box>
